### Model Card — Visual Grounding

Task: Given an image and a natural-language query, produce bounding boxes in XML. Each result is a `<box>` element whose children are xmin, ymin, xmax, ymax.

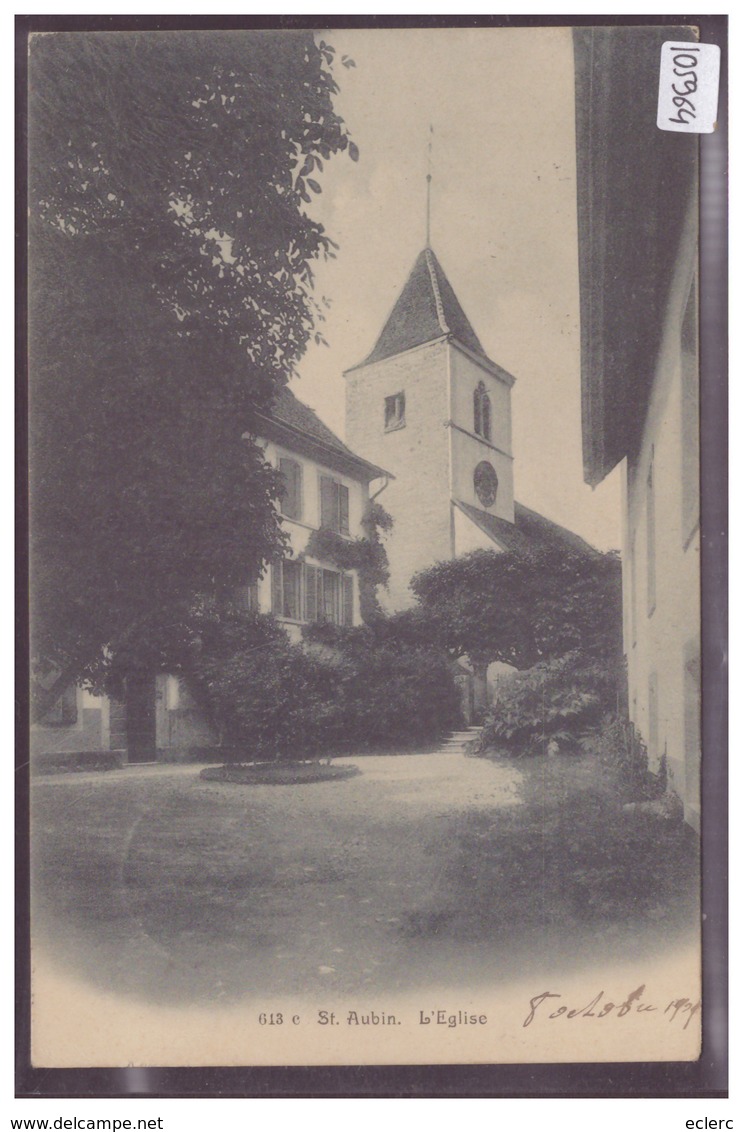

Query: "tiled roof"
<box><xmin>257</xmin><ymin>385</ymin><xmax>390</xmax><ymax>482</ymax></box>
<box><xmin>269</xmin><ymin>385</ymin><xmax>357</xmax><ymax>458</ymax></box>
<box><xmin>360</xmin><ymin>247</ymin><xmax>492</xmax><ymax>367</ymax></box>
<box><xmin>455</xmin><ymin>500</ymin><xmax>600</xmax><ymax>557</ymax></box>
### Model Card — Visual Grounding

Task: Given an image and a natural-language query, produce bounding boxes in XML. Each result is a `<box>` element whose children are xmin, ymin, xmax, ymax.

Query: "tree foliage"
<box><xmin>29</xmin><ymin>31</ymin><xmax>356</xmax><ymax>710</ymax></box>
<box><xmin>408</xmin><ymin>544</ymin><xmax>622</xmax><ymax>670</ymax></box>
<box><xmin>92</xmin><ymin>599</ymin><xmax>461</xmax><ymax>759</ymax></box>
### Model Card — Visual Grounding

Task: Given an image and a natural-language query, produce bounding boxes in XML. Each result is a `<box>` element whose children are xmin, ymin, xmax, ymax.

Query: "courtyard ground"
<box><xmin>31</xmin><ymin>750</ymin><xmax>699</xmax><ymax>1009</ymax></box>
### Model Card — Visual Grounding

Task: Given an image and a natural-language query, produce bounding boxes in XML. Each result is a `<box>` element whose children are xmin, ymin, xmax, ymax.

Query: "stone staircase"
<box><xmin>436</xmin><ymin>725</ymin><xmax>483</xmax><ymax>756</ymax></box>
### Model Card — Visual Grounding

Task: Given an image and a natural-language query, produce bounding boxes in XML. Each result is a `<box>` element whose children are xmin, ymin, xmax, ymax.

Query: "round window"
<box><xmin>474</xmin><ymin>461</ymin><xmax>498</xmax><ymax>508</ymax></box>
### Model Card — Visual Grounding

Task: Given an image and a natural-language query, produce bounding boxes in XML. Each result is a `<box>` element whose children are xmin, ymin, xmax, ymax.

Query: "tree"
<box><xmin>28</xmin><ymin>31</ymin><xmax>356</xmax><ymax>716</ymax></box>
<box><xmin>407</xmin><ymin>544</ymin><xmax>623</xmax><ymax>672</ymax></box>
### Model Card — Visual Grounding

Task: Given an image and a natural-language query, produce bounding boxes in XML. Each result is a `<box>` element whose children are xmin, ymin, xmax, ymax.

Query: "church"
<box><xmin>343</xmin><ymin>244</ymin><xmax>594</xmax><ymax>612</ymax></box>
<box><xmin>32</xmin><ymin>242</ymin><xmax>593</xmax><ymax>763</ymax></box>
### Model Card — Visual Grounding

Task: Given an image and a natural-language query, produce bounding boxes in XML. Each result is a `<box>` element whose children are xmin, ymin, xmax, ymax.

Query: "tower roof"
<box><xmin>359</xmin><ymin>247</ymin><xmax>492</xmax><ymax>368</ymax></box>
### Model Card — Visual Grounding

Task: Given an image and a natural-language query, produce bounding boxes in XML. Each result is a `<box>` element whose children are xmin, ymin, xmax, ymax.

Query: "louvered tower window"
<box><xmin>474</xmin><ymin>382</ymin><xmax>492</xmax><ymax>441</ymax></box>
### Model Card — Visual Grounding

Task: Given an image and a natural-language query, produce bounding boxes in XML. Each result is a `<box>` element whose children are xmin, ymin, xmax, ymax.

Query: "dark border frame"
<box><xmin>15</xmin><ymin>12</ymin><xmax>728</xmax><ymax>1100</ymax></box>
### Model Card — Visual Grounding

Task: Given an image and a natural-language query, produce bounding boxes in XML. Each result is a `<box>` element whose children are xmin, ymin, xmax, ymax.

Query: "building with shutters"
<box><xmin>250</xmin><ymin>385</ymin><xmax>389</xmax><ymax>644</ymax></box>
<box><xmin>31</xmin><ymin>384</ymin><xmax>390</xmax><ymax>763</ymax></box>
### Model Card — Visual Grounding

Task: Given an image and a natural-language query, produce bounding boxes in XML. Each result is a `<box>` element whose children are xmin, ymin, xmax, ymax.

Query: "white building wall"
<box><xmin>345</xmin><ymin>339</ymin><xmax>454</xmax><ymax>610</ymax></box>
<box><xmin>623</xmin><ymin>220</ymin><xmax>700</xmax><ymax>830</ymax></box>
<box><xmin>449</xmin><ymin>427</ymin><xmax>515</xmax><ymax>524</ymax></box>
<box><xmin>30</xmin><ymin>686</ymin><xmax>110</xmax><ymax>757</ymax></box>
<box><xmin>448</xmin><ymin>347</ymin><xmax>515</xmax><ymax>522</ymax></box>
<box><xmin>449</xmin><ymin>350</ymin><xmax>512</xmax><ymax>450</ymax></box>
<box><xmin>256</xmin><ymin>437</ymin><xmax>369</xmax><ymax>636</ymax></box>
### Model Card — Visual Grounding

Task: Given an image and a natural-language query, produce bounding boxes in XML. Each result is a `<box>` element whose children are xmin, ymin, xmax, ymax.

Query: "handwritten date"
<box><xmin>523</xmin><ymin>984</ymin><xmax>700</xmax><ymax>1029</ymax></box>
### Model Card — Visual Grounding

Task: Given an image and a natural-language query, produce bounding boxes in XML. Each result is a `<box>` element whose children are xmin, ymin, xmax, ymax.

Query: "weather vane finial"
<box><xmin>426</xmin><ymin>124</ymin><xmax>434</xmax><ymax>247</ymax></box>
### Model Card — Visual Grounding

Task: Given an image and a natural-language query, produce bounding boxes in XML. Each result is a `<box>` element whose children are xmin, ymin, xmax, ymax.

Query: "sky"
<box><xmin>289</xmin><ymin>26</ymin><xmax>622</xmax><ymax>551</ymax></box>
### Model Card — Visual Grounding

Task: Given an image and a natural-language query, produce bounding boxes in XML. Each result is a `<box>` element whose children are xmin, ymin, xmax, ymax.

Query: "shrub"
<box><xmin>192</xmin><ymin>628</ymin><xmax>348</xmax><ymax>760</ymax></box>
<box><xmin>579</xmin><ymin>713</ymin><xmax>667</xmax><ymax>801</ymax></box>
<box><xmin>302</xmin><ymin>620</ymin><xmax>461</xmax><ymax>749</ymax></box>
<box><xmin>479</xmin><ymin>651</ymin><xmax>621</xmax><ymax>757</ymax></box>
<box><xmin>187</xmin><ymin>608</ymin><xmax>461</xmax><ymax>760</ymax></box>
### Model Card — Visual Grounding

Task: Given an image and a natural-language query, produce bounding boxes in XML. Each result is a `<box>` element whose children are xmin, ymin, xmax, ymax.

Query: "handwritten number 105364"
<box><xmin>668</xmin><ymin>47</ymin><xmax>700</xmax><ymax>124</ymax></box>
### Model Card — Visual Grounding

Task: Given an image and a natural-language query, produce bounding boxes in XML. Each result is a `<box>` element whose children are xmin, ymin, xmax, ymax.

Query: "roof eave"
<box><xmin>252</xmin><ymin>413</ymin><xmax>393</xmax><ymax>483</ymax></box>
<box><xmin>451</xmin><ymin>498</ymin><xmax>512</xmax><ymax>551</ymax></box>
<box><xmin>343</xmin><ymin>333</ymin><xmax>450</xmax><ymax>375</ymax></box>
<box><xmin>573</xmin><ymin>25</ymin><xmax>698</xmax><ymax>487</ymax></box>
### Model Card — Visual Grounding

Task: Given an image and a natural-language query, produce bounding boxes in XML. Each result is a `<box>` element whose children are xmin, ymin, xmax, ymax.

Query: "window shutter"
<box><xmin>316</xmin><ymin>568</ymin><xmax>324</xmax><ymax>621</ymax></box>
<box><xmin>271</xmin><ymin>562</ymin><xmax>282</xmax><ymax>614</ymax></box>
<box><xmin>320</xmin><ymin>475</ymin><xmax>335</xmax><ymax>528</ymax></box>
<box><xmin>304</xmin><ymin>564</ymin><xmax>318</xmax><ymax>622</ymax></box>
<box><xmin>473</xmin><ymin>387</ymin><xmax>482</xmax><ymax>436</ymax></box>
<box><xmin>342</xmin><ymin>575</ymin><xmax>354</xmax><ymax>626</ymax></box>
<box><xmin>278</xmin><ymin>457</ymin><xmax>302</xmax><ymax>521</ymax></box>
<box><xmin>339</xmin><ymin>484</ymin><xmax>349</xmax><ymax>534</ymax></box>
<box><xmin>283</xmin><ymin>560</ymin><xmax>301</xmax><ymax>619</ymax></box>
<box><xmin>322</xmin><ymin>569</ymin><xmax>339</xmax><ymax>622</ymax></box>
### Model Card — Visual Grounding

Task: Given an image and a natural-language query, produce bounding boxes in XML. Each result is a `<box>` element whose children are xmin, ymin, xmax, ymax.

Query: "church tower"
<box><xmin>345</xmin><ymin>247</ymin><xmax>517</xmax><ymax>611</ymax></box>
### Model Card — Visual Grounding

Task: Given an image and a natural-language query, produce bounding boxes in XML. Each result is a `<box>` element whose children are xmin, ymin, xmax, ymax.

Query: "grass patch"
<box><xmin>199</xmin><ymin>760</ymin><xmax>361</xmax><ymax>786</ymax></box>
<box><xmin>443</xmin><ymin>755</ymin><xmax>698</xmax><ymax>934</ymax></box>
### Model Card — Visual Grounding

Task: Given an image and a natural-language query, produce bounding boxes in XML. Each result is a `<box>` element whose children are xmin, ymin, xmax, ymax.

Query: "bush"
<box><xmin>343</xmin><ymin>640</ymin><xmax>461</xmax><ymax>749</ymax></box>
<box><xmin>479</xmin><ymin>652</ymin><xmax>621</xmax><ymax>757</ymax></box>
<box><xmin>188</xmin><ymin>609</ymin><xmax>461</xmax><ymax>760</ymax></box>
<box><xmin>302</xmin><ymin>620</ymin><xmax>461</xmax><ymax>749</ymax></box>
<box><xmin>580</xmin><ymin>713</ymin><xmax>667</xmax><ymax>801</ymax></box>
<box><xmin>193</xmin><ymin>627</ymin><xmax>348</xmax><ymax>760</ymax></box>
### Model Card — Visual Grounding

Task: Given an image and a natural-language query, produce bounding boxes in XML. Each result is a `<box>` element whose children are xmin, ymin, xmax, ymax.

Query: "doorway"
<box><xmin>126</xmin><ymin>672</ymin><xmax>156</xmax><ymax>763</ymax></box>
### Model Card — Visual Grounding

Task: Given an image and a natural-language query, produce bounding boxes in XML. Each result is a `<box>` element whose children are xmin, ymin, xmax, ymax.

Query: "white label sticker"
<box><xmin>657</xmin><ymin>41</ymin><xmax>720</xmax><ymax>133</ymax></box>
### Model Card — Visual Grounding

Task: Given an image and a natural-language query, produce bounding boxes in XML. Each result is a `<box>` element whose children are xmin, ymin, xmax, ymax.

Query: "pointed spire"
<box><xmin>357</xmin><ymin>247</ymin><xmax>492</xmax><ymax>368</ymax></box>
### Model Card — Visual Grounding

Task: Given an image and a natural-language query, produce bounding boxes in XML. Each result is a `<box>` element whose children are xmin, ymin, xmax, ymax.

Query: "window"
<box><xmin>322</xmin><ymin>569</ymin><xmax>340</xmax><ymax>622</ymax></box>
<box><xmin>278</xmin><ymin>456</ymin><xmax>303</xmax><ymax>521</ymax></box>
<box><xmin>234</xmin><ymin>582</ymin><xmax>259</xmax><ymax>612</ymax></box>
<box><xmin>384</xmin><ymin>392</ymin><xmax>406</xmax><ymax>432</ymax></box>
<box><xmin>283</xmin><ymin>559</ymin><xmax>303</xmax><ymax>620</ymax></box>
<box><xmin>271</xmin><ymin>558</ymin><xmax>302</xmax><ymax>620</ymax></box>
<box><xmin>646</xmin><ymin>455</ymin><xmax>656</xmax><ymax>617</ymax></box>
<box><xmin>474</xmin><ymin>460</ymin><xmax>498</xmax><ymax>509</ymax></box>
<box><xmin>39</xmin><ymin>683</ymin><xmax>78</xmax><ymax>727</ymax></box>
<box><xmin>272</xmin><ymin>560</ymin><xmax>353</xmax><ymax>626</ymax></box>
<box><xmin>474</xmin><ymin>382</ymin><xmax>492</xmax><ymax>442</ymax></box>
<box><xmin>320</xmin><ymin>475</ymin><xmax>350</xmax><ymax>535</ymax></box>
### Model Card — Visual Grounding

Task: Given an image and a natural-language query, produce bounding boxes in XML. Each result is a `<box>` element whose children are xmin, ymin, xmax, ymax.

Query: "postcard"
<box><xmin>24</xmin><ymin>21</ymin><xmax>712</xmax><ymax>1075</ymax></box>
